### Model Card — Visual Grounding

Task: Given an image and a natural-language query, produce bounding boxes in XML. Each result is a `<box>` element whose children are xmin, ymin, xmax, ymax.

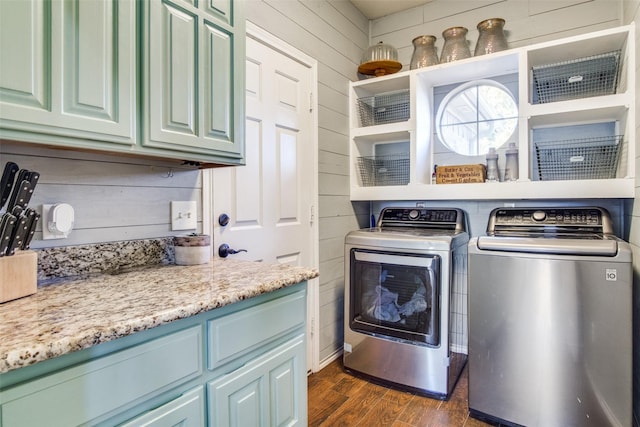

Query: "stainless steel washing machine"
<box><xmin>468</xmin><ymin>206</ymin><xmax>632</xmax><ymax>427</ymax></box>
<box><xmin>344</xmin><ymin>207</ymin><xmax>469</xmax><ymax>399</ymax></box>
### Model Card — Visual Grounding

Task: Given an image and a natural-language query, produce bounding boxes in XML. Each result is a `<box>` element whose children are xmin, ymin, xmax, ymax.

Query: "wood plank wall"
<box><xmin>245</xmin><ymin>1</ymin><xmax>371</xmax><ymax>363</ymax></box>
<box><xmin>370</xmin><ymin>0</ymin><xmax>623</xmax><ymax>68</ymax></box>
<box><xmin>0</xmin><ymin>142</ymin><xmax>202</xmax><ymax>248</ymax></box>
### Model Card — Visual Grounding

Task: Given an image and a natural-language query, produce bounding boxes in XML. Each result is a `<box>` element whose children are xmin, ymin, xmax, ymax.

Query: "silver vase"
<box><xmin>474</xmin><ymin>18</ymin><xmax>508</xmax><ymax>56</ymax></box>
<box><xmin>440</xmin><ymin>27</ymin><xmax>471</xmax><ymax>63</ymax></box>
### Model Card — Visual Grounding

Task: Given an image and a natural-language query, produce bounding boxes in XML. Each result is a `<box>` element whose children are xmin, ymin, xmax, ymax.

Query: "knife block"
<box><xmin>0</xmin><ymin>250</ymin><xmax>37</xmax><ymax>303</ymax></box>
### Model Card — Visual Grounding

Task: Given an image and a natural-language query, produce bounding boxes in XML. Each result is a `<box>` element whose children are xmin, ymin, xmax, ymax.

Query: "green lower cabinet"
<box><xmin>207</xmin><ymin>335</ymin><xmax>307</xmax><ymax>427</ymax></box>
<box><xmin>0</xmin><ymin>327</ymin><xmax>202</xmax><ymax>427</ymax></box>
<box><xmin>0</xmin><ymin>283</ymin><xmax>307</xmax><ymax>427</ymax></box>
<box><xmin>120</xmin><ymin>387</ymin><xmax>205</xmax><ymax>427</ymax></box>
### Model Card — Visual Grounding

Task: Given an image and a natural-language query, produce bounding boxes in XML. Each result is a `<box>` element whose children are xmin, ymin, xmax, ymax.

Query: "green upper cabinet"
<box><xmin>141</xmin><ymin>0</ymin><xmax>245</xmax><ymax>166</ymax></box>
<box><xmin>0</xmin><ymin>0</ymin><xmax>245</xmax><ymax>167</ymax></box>
<box><xmin>0</xmin><ymin>0</ymin><xmax>136</xmax><ymax>146</ymax></box>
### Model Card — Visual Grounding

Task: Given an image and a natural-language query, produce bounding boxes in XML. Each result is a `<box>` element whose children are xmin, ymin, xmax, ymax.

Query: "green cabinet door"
<box><xmin>142</xmin><ymin>0</ymin><xmax>245</xmax><ymax>165</ymax></box>
<box><xmin>207</xmin><ymin>335</ymin><xmax>307</xmax><ymax>427</ymax></box>
<box><xmin>0</xmin><ymin>0</ymin><xmax>136</xmax><ymax>145</ymax></box>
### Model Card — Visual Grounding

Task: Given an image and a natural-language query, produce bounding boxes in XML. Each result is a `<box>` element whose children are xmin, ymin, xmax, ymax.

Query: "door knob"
<box><xmin>218</xmin><ymin>213</ymin><xmax>230</xmax><ymax>226</ymax></box>
<box><xmin>218</xmin><ymin>243</ymin><xmax>247</xmax><ymax>258</ymax></box>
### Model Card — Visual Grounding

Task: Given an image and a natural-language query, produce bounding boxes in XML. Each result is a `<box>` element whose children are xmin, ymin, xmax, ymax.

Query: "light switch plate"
<box><xmin>171</xmin><ymin>201</ymin><xmax>197</xmax><ymax>231</ymax></box>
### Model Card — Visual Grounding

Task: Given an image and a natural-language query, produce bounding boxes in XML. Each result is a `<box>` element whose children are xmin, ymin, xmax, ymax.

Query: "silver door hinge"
<box><xmin>309</xmin><ymin>92</ymin><xmax>313</xmax><ymax>112</ymax></box>
<box><xmin>310</xmin><ymin>205</ymin><xmax>315</xmax><ymax>226</ymax></box>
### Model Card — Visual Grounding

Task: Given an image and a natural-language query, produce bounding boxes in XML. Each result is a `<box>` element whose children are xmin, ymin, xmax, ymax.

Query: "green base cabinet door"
<box><xmin>0</xmin><ymin>0</ymin><xmax>136</xmax><ymax>146</ymax></box>
<box><xmin>207</xmin><ymin>335</ymin><xmax>307</xmax><ymax>427</ymax></box>
<box><xmin>141</xmin><ymin>0</ymin><xmax>246</xmax><ymax>166</ymax></box>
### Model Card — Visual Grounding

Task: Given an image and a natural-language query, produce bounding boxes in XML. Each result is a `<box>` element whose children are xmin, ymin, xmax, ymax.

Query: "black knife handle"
<box><xmin>0</xmin><ymin>162</ymin><xmax>19</xmax><ymax>210</ymax></box>
<box><xmin>6</xmin><ymin>214</ymin><xmax>29</xmax><ymax>256</ymax></box>
<box><xmin>0</xmin><ymin>213</ymin><xmax>17</xmax><ymax>256</ymax></box>
<box><xmin>6</xmin><ymin>169</ymin><xmax>28</xmax><ymax>211</ymax></box>
<box><xmin>11</xmin><ymin>179</ymin><xmax>34</xmax><ymax>212</ymax></box>
<box><xmin>21</xmin><ymin>210</ymin><xmax>39</xmax><ymax>250</ymax></box>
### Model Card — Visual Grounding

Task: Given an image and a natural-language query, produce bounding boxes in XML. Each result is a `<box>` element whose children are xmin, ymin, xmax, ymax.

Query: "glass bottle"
<box><xmin>410</xmin><ymin>35</ymin><xmax>439</xmax><ymax>69</ymax></box>
<box><xmin>474</xmin><ymin>18</ymin><xmax>508</xmax><ymax>56</ymax></box>
<box><xmin>504</xmin><ymin>142</ymin><xmax>519</xmax><ymax>181</ymax></box>
<box><xmin>440</xmin><ymin>26</ymin><xmax>471</xmax><ymax>63</ymax></box>
<box><xmin>486</xmin><ymin>147</ymin><xmax>499</xmax><ymax>182</ymax></box>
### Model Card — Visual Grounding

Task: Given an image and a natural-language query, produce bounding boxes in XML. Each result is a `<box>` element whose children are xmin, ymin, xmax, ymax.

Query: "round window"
<box><xmin>435</xmin><ymin>80</ymin><xmax>518</xmax><ymax>156</ymax></box>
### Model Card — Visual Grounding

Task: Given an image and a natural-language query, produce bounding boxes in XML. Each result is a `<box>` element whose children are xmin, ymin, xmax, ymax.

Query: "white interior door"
<box><xmin>208</xmin><ymin>24</ymin><xmax>319</xmax><ymax>371</ymax></box>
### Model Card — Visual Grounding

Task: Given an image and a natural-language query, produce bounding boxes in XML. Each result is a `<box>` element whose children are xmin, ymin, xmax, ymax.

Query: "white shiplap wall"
<box><xmin>245</xmin><ymin>0</ymin><xmax>371</xmax><ymax>362</ymax></box>
<box><xmin>0</xmin><ymin>142</ymin><xmax>202</xmax><ymax>248</ymax></box>
<box><xmin>371</xmin><ymin>0</ymin><xmax>622</xmax><ymax>69</ymax></box>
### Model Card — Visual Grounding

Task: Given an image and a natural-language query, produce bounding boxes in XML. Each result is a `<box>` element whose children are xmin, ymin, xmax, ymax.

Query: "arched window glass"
<box><xmin>436</xmin><ymin>80</ymin><xmax>518</xmax><ymax>156</ymax></box>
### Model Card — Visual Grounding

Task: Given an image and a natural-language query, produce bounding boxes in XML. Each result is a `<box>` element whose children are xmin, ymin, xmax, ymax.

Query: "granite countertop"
<box><xmin>0</xmin><ymin>259</ymin><xmax>318</xmax><ymax>374</ymax></box>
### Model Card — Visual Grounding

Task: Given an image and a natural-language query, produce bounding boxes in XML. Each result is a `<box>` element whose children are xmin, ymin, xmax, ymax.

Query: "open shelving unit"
<box><xmin>349</xmin><ymin>24</ymin><xmax>635</xmax><ymax>201</ymax></box>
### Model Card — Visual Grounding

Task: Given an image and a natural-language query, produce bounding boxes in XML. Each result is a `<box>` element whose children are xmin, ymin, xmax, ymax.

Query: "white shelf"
<box><xmin>349</xmin><ymin>24</ymin><xmax>635</xmax><ymax>201</ymax></box>
<box><xmin>351</xmin><ymin>121</ymin><xmax>413</xmax><ymax>139</ymax></box>
<box><xmin>526</xmin><ymin>94</ymin><xmax>631</xmax><ymax>128</ymax></box>
<box><xmin>351</xmin><ymin>178</ymin><xmax>635</xmax><ymax>201</ymax></box>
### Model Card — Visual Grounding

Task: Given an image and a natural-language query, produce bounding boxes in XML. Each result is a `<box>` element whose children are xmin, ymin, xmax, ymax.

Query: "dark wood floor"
<box><xmin>308</xmin><ymin>358</ymin><xmax>492</xmax><ymax>427</ymax></box>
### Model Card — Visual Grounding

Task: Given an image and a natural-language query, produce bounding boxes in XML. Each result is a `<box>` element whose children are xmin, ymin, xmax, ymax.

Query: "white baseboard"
<box><xmin>309</xmin><ymin>348</ymin><xmax>343</xmax><ymax>374</ymax></box>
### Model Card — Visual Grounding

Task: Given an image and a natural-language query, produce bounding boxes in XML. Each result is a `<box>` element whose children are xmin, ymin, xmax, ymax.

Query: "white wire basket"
<box><xmin>534</xmin><ymin>135</ymin><xmax>622</xmax><ymax>181</ymax></box>
<box><xmin>357</xmin><ymin>90</ymin><xmax>410</xmax><ymax>127</ymax></box>
<box><xmin>357</xmin><ymin>154</ymin><xmax>410</xmax><ymax>186</ymax></box>
<box><xmin>532</xmin><ymin>50</ymin><xmax>621</xmax><ymax>104</ymax></box>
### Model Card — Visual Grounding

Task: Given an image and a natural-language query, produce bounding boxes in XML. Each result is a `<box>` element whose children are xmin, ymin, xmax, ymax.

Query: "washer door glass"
<box><xmin>349</xmin><ymin>249</ymin><xmax>440</xmax><ymax>346</ymax></box>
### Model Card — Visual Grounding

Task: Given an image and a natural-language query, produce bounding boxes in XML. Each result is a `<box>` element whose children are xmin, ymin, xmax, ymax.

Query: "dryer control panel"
<box><xmin>378</xmin><ymin>207</ymin><xmax>466</xmax><ymax>232</ymax></box>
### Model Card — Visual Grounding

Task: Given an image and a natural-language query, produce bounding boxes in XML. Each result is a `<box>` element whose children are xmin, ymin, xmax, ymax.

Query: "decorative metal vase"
<box><xmin>410</xmin><ymin>35</ymin><xmax>439</xmax><ymax>69</ymax></box>
<box><xmin>440</xmin><ymin>26</ymin><xmax>471</xmax><ymax>63</ymax></box>
<box><xmin>474</xmin><ymin>18</ymin><xmax>508</xmax><ymax>56</ymax></box>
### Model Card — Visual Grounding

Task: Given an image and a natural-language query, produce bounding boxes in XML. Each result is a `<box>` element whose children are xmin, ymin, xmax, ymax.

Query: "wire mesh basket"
<box><xmin>532</xmin><ymin>50</ymin><xmax>621</xmax><ymax>104</ymax></box>
<box><xmin>357</xmin><ymin>90</ymin><xmax>410</xmax><ymax>127</ymax></box>
<box><xmin>534</xmin><ymin>135</ymin><xmax>622</xmax><ymax>181</ymax></box>
<box><xmin>357</xmin><ymin>154</ymin><xmax>409</xmax><ymax>186</ymax></box>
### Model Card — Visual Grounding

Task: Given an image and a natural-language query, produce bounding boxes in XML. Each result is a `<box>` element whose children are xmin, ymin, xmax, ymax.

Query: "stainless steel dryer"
<box><xmin>468</xmin><ymin>206</ymin><xmax>632</xmax><ymax>427</ymax></box>
<box><xmin>344</xmin><ymin>207</ymin><xmax>469</xmax><ymax>399</ymax></box>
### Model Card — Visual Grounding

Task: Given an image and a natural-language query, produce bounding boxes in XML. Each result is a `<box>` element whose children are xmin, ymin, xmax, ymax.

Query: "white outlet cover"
<box><xmin>42</xmin><ymin>203</ymin><xmax>75</xmax><ymax>240</ymax></box>
<box><xmin>171</xmin><ymin>201</ymin><xmax>197</xmax><ymax>231</ymax></box>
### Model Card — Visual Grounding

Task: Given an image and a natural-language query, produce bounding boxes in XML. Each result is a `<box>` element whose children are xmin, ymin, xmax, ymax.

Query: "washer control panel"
<box><xmin>487</xmin><ymin>207</ymin><xmax>613</xmax><ymax>235</ymax></box>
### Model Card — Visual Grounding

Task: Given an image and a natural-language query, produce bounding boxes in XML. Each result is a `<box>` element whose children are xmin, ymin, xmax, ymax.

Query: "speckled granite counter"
<box><xmin>0</xmin><ymin>259</ymin><xmax>318</xmax><ymax>374</ymax></box>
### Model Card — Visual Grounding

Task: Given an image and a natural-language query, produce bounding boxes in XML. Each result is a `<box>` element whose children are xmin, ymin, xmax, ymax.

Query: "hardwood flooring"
<box><xmin>308</xmin><ymin>358</ymin><xmax>492</xmax><ymax>427</ymax></box>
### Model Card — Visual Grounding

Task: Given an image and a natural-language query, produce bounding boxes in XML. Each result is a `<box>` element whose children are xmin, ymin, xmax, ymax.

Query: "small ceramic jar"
<box><xmin>174</xmin><ymin>234</ymin><xmax>211</xmax><ymax>265</ymax></box>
